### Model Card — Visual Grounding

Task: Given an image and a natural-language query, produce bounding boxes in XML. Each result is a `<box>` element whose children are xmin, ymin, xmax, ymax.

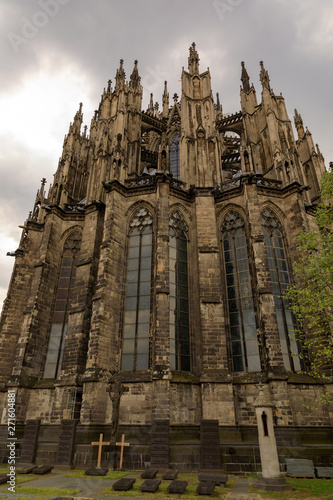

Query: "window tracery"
<box><xmin>221</xmin><ymin>211</ymin><xmax>261</xmax><ymax>372</ymax></box>
<box><xmin>261</xmin><ymin>208</ymin><xmax>303</xmax><ymax>371</ymax></box>
<box><xmin>44</xmin><ymin>231</ymin><xmax>81</xmax><ymax>378</ymax></box>
<box><xmin>121</xmin><ymin>208</ymin><xmax>153</xmax><ymax>371</ymax></box>
<box><xmin>169</xmin><ymin>211</ymin><xmax>190</xmax><ymax>371</ymax></box>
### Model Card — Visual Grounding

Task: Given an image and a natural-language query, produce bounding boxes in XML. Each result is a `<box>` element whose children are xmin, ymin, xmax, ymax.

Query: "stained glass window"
<box><xmin>261</xmin><ymin>208</ymin><xmax>303</xmax><ymax>371</ymax></box>
<box><xmin>222</xmin><ymin>211</ymin><xmax>261</xmax><ymax>372</ymax></box>
<box><xmin>44</xmin><ymin>231</ymin><xmax>81</xmax><ymax>378</ymax></box>
<box><xmin>121</xmin><ymin>208</ymin><xmax>153</xmax><ymax>371</ymax></box>
<box><xmin>170</xmin><ymin>134</ymin><xmax>180</xmax><ymax>179</ymax></box>
<box><xmin>169</xmin><ymin>211</ymin><xmax>190</xmax><ymax>371</ymax></box>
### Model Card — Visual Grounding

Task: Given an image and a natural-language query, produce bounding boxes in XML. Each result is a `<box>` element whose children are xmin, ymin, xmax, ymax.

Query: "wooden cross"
<box><xmin>91</xmin><ymin>433</ymin><xmax>110</xmax><ymax>468</ymax></box>
<box><xmin>116</xmin><ymin>433</ymin><xmax>130</xmax><ymax>469</ymax></box>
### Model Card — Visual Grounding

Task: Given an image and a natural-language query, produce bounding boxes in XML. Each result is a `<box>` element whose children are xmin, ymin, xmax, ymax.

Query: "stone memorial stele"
<box><xmin>19</xmin><ymin>419</ymin><xmax>40</xmax><ymax>464</ymax></box>
<box><xmin>253</xmin><ymin>385</ymin><xmax>292</xmax><ymax>491</ymax></box>
<box><xmin>56</xmin><ymin>419</ymin><xmax>78</xmax><ymax>467</ymax></box>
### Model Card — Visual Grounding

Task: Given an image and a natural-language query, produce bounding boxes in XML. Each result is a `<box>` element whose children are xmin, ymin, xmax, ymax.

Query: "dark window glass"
<box><xmin>169</xmin><ymin>212</ymin><xmax>190</xmax><ymax>371</ymax></box>
<box><xmin>44</xmin><ymin>232</ymin><xmax>81</xmax><ymax>378</ymax></box>
<box><xmin>222</xmin><ymin>211</ymin><xmax>260</xmax><ymax>372</ymax></box>
<box><xmin>121</xmin><ymin>208</ymin><xmax>153</xmax><ymax>371</ymax></box>
<box><xmin>169</xmin><ymin>134</ymin><xmax>180</xmax><ymax>179</ymax></box>
<box><xmin>261</xmin><ymin>208</ymin><xmax>303</xmax><ymax>371</ymax></box>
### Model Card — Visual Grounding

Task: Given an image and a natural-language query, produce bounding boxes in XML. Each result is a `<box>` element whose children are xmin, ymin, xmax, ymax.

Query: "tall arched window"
<box><xmin>121</xmin><ymin>208</ymin><xmax>153</xmax><ymax>371</ymax></box>
<box><xmin>261</xmin><ymin>209</ymin><xmax>303</xmax><ymax>371</ymax></box>
<box><xmin>169</xmin><ymin>211</ymin><xmax>190</xmax><ymax>371</ymax></box>
<box><xmin>169</xmin><ymin>134</ymin><xmax>180</xmax><ymax>179</ymax></box>
<box><xmin>44</xmin><ymin>231</ymin><xmax>82</xmax><ymax>378</ymax></box>
<box><xmin>222</xmin><ymin>211</ymin><xmax>261</xmax><ymax>372</ymax></box>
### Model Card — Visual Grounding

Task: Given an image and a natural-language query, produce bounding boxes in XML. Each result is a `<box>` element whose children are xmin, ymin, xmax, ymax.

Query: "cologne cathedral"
<box><xmin>0</xmin><ymin>44</ymin><xmax>332</xmax><ymax>471</ymax></box>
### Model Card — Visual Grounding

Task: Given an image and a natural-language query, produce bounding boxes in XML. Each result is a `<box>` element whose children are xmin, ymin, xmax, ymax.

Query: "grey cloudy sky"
<box><xmin>0</xmin><ymin>0</ymin><xmax>332</xmax><ymax>310</ymax></box>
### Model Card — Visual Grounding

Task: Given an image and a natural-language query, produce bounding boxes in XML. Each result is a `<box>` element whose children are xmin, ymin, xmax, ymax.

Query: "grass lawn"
<box><xmin>250</xmin><ymin>477</ymin><xmax>333</xmax><ymax>499</ymax></box>
<box><xmin>0</xmin><ymin>485</ymin><xmax>81</xmax><ymax>500</ymax></box>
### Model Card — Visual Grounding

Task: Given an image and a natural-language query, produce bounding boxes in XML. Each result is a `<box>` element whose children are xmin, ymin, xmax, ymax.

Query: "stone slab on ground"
<box><xmin>33</xmin><ymin>465</ymin><xmax>54</xmax><ymax>475</ymax></box>
<box><xmin>196</xmin><ymin>480</ymin><xmax>216</xmax><ymax>496</ymax></box>
<box><xmin>0</xmin><ymin>474</ymin><xmax>8</xmax><ymax>484</ymax></box>
<box><xmin>285</xmin><ymin>458</ymin><xmax>315</xmax><ymax>478</ymax></box>
<box><xmin>315</xmin><ymin>466</ymin><xmax>333</xmax><ymax>478</ymax></box>
<box><xmin>141</xmin><ymin>468</ymin><xmax>158</xmax><ymax>478</ymax></box>
<box><xmin>167</xmin><ymin>480</ymin><xmax>188</xmax><ymax>494</ymax></box>
<box><xmin>162</xmin><ymin>469</ymin><xmax>179</xmax><ymax>480</ymax></box>
<box><xmin>17</xmin><ymin>465</ymin><xmax>35</xmax><ymax>474</ymax></box>
<box><xmin>51</xmin><ymin>497</ymin><xmax>74</xmax><ymax>500</ymax></box>
<box><xmin>112</xmin><ymin>477</ymin><xmax>136</xmax><ymax>491</ymax></box>
<box><xmin>84</xmin><ymin>467</ymin><xmax>108</xmax><ymax>476</ymax></box>
<box><xmin>253</xmin><ymin>477</ymin><xmax>292</xmax><ymax>491</ymax></box>
<box><xmin>198</xmin><ymin>470</ymin><xmax>228</xmax><ymax>485</ymax></box>
<box><xmin>139</xmin><ymin>478</ymin><xmax>161</xmax><ymax>492</ymax></box>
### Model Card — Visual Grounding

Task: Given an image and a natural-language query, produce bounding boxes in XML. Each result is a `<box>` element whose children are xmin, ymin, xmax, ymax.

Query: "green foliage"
<box><xmin>251</xmin><ymin>477</ymin><xmax>333</xmax><ymax>498</ymax></box>
<box><xmin>286</xmin><ymin>168</ymin><xmax>333</xmax><ymax>405</ymax></box>
<box><xmin>9</xmin><ymin>485</ymin><xmax>81</xmax><ymax>500</ymax></box>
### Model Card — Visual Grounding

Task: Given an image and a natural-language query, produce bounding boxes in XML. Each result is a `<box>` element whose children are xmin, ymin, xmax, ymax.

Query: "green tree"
<box><xmin>287</xmin><ymin>166</ymin><xmax>333</xmax><ymax>405</ymax></box>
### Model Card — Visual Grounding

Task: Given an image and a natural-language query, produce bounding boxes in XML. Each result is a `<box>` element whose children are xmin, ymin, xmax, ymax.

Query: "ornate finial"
<box><xmin>163</xmin><ymin>81</ymin><xmax>169</xmax><ymax>116</ymax></box>
<box><xmin>107</xmin><ymin>79</ymin><xmax>112</xmax><ymax>92</ymax></box>
<box><xmin>115</xmin><ymin>59</ymin><xmax>126</xmax><ymax>90</ymax></box>
<box><xmin>173</xmin><ymin>93</ymin><xmax>178</xmax><ymax>103</ymax></box>
<box><xmin>188</xmin><ymin>42</ymin><xmax>199</xmax><ymax>75</ymax></box>
<box><xmin>294</xmin><ymin>109</ymin><xmax>305</xmax><ymax>139</ymax></box>
<box><xmin>259</xmin><ymin>61</ymin><xmax>270</xmax><ymax>91</ymax></box>
<box><xmin>129</xmin><ymin>60</ymin><xmax>140</xmax><ymax>89</ymax></box>
<box><xmin>41</xmin><ymin>178</ymin><xmax>46</xmax><ymax>186</ymax></box>
<box><xmin>241</xmin><ymin>61</ymin><xmax>250</xmax><ymax>92</ymax></box>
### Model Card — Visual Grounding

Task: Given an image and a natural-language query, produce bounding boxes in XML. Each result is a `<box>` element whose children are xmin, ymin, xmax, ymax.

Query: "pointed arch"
<box><xmin>121</xmin><ymin>207</ymin><xmax>153</xmax><ymax>371</ymax></box>
<box><xmin>260</xmin><ymin>208</ymin><xmax>303</xmax><ymax>371</ymax></box>
<box><xmin>221</xmin><ymin>210</ymin><xmax>261</xmax><ymax>372</ymax></box>
<box><xmin>44</xmin><ymin>230</ymin><xmax>82</xmax><ymax>378</ymax></box>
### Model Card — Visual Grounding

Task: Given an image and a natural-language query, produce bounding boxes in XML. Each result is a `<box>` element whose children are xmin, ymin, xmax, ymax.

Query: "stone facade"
<box><xmin>0</xmin><ymin>44</ymin><xmax>332</xmax><ymax>471</ymax></box>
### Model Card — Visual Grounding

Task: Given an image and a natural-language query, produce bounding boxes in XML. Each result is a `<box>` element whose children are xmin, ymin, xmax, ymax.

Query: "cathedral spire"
<box><xmin>115</xmin><ymin>59</ymin><xmax>126</xmax><ymax>90</ymax></box>
<box><xmin>129</xmin><ymin>59</ymin><xmax>140</xmax><ymax>89</ymax></box>
<box><xmin>259</xmin><ymin>61</ymin><xmax>271</xmax><ymax>91</ymax></box>
<box><xmin>188</xmin><ymin>42</ymin><xmax>199</xmax><ymax>75</ymax></box>
<box><xmin>163</xmin><ymin>81</ymin><xmax>169</xmax><ymax>117</ymax></box>
<box><xmin>241</xmin><ymin>61</ymin><xmax>250</xmax><ymax>92</ymax></box>
<box><xmin>71</xmin><ymin>102</ymin><xmax>83</xmax><ymax>135</ymax></box>
<box><xmin>294</xmin><ymin>108</ymin><xmax>305</xmax><ymax>139</ymax></box>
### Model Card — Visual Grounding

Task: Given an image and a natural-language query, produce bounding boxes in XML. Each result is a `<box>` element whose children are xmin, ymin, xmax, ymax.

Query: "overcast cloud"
<box><xmin>0</xmin><ymin>0</ymin><xmax>332</xmax><ymax>310</ymax></box>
